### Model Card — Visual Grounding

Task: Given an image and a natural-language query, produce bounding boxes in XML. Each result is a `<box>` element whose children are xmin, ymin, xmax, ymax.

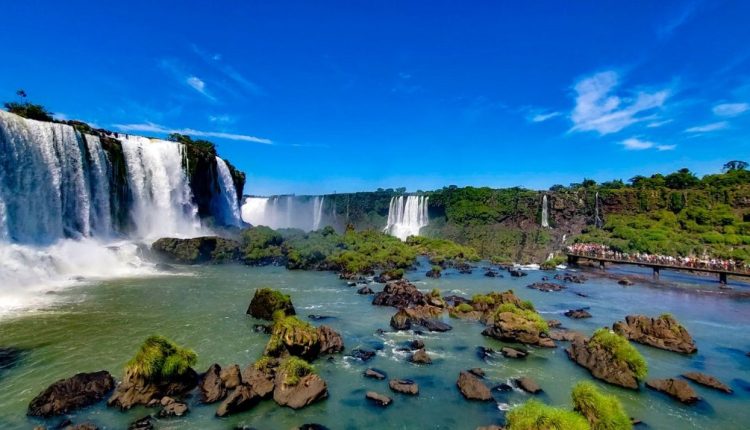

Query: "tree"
<box><xmin>16</xmin><ymin>89</ymin><xmax>27</xmax><ymax>98</ymax></box>
<box><xmin>723</xmin><ymin>160</ymin><xmax>748</xmax><ymax>172</ymax></box>
<box><xmin>665</xmin><ymin>168</ymin><xmax>699</xmax><ymax>189</ymax></box>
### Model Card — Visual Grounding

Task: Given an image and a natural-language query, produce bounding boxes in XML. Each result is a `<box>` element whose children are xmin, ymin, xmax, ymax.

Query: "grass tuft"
<box><xmin>125</xmin><ymin>335</ymin><xmax>197</xmax><ymax>381</ymax></box>
<box><xmin>507</xmin><ymin>399</ymin><xmax>590</xmax><ymax>430</ymax></box>
<box><xmin>589</xmin><ymin>329</ymin><xmax>647</xmax><ymax>381</ymax></box>
<box><xmin>571</xmin><ymin>381</ymin><xmax>632</xmax><ymax>430</ymax></box>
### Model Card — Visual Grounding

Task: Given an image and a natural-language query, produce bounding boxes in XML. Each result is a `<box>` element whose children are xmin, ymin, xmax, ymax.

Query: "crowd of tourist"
<box><xmin>567</xmin><ymin>243</ymin><xmax>750</xmax><ymax>273</ymax></box>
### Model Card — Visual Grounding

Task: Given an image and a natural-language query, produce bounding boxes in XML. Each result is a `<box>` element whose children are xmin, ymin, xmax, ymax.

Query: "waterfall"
<box><xmin>213</xmin><ymin>157</ymin><xmax>242</xmax><ymax>227</ymax></box>
<box><xmin>594</xmin><ymin>191</ymin><xmax>602</xmax><ymax>228</ymax></box>
<box><xmin>383</xmin><ymin>195</ymin><xmax>429</xmax><ymax>241</ymax></box>
<box><xmin>241</xmin><ymin>195</ymin><xmax>329</xmax><ymax>231</ymax></box>
<box><xmin>541</xmin><ymin>195</ymin><xmax>549</xmax><ymax>228</ymax></box>
<box><xmin>119</xmin><ymin>134</ymin><xmax>202</xmax><ymax>239</ymax></box>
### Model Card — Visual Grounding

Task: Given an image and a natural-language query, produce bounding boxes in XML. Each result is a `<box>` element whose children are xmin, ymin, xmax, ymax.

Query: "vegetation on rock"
<box><xmin>571</xmin><ymin>382</ymin><xmax>632</xmax><ymax>430</ymax></box>
<box><xmin>506</xmin><ymin>399</ymin><xmax>590</xmax><ymax>430</ymax></box>
<box><xmin>494</xmin><ymin>303</ymin><xmax>549</xmax><ymax>334</ymax></box>
<box><xmin>588</xmin><ymin>329</ymin><xmax>647</xmax><ymax>381</ymax></box>
<box><xmin>125</xmin><ymin>336</ymin><xmax>197</xmax><ymax>381</ymax></box>
<box><xmin>278</xmin><ymin>356</ymin><xmax>315</xmax><ymax>386</ymax></box>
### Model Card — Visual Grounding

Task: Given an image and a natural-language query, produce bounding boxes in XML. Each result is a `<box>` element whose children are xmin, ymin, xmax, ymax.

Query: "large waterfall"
<box><xmin>383</xmin><ymin>195</ymin><xmax>429</xmax><ymax>241</ymax></box>
<box><xmin>541</xmin><ymin>194</ymin><xmax>549</xmax><ymax>228</ymax></box>
<box><xmin>0</xmin><ymin>110</ymin><xmax>243</xmax><ymax>314</ymax></box>
<box><xmin>241</xmin><ymin>195</ymin><xmax>329</xmax><ymax>231</ymax></box>
<box><xmin>214</xmin><ymin>157</ymin><xmax>243</xmax><ymax>227</ymax></box>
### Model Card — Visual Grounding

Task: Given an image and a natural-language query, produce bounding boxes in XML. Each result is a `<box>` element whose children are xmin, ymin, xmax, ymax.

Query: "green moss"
<box><xmin>589</xmin><ymin>329</ymin><xmax>648</xmax><ymax>381</ymax></box>
<box><xmin>279</xmin><ymin>356</ymin><xmax>315</xmax><ymax>386</ymax></box>
<box><xmin>520</xmin><ymin>300</ymin><xmax>536</xmax><ymax>311</ymax></box>
<box><xmin>455</xmin><ymin>303</ymin><xmax>474</xmax><ymax>313</ymax></box>
<box><xmin>494</xmin><ymin>303</ymin><xmax>549</xmax><ymax>333</ymax></box>
<box><xmin>507</xmin><ymin>399</ymin><xmax>590</xmax><ymax>430</ymax></box>
<box><xmin>125</xmin><ymin>335</ymin><xmax>197</xmax><ymax>381</ymax></box>
<box><xmin>254</xmin><ymin>355</ymin><xmax>275</xmax><ymax>372</ymax></box>
<box><xmin>471</xmin><ymin>294</ymin><xmax>496</xmax><ymax>306</ymax></box>
<box><xmin>429</xmin><ymin>288</ymin><xmax>442</xmax><ymax>298</ymax></box>
<box><xmin>571</xmin><ymin>382</ymin><xmax>632</xmax><ymax>430</ymax></box>
<box><xmin>265</xmin><ymin>315</ymin><xmax>319</xmax><ymax>357</ymax></box>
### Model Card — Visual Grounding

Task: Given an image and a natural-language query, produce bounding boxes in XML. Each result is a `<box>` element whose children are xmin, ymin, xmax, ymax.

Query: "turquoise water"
<box><xmin>0</xmin><ymin>261</ymin><xmax>749</xmax><ymax>429</ymax></box>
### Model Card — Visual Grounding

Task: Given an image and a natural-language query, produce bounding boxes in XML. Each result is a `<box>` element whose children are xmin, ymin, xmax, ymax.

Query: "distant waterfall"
<box><xmin>594</xmin><ymin>191</ymin><xmax>603</xmax><ymax>228</ymax></box>
<box><xmin>241</xmin><ymin>195</ymin><xmax>329</xmax><ymax>231</ymax></box>
<box><xmin>383</xmin><ymin>195</ymin><xmax>429</xmax><ymax>241</ymax></box>
<box><xmin>541</xmin><ymin>195</ymin><xmax>549</xmax><ymax>228</ymax></box>
<box><xmin>213</xmin><ymin>157</ymin><xmax>242</xmax><ymax>227</ymax></box>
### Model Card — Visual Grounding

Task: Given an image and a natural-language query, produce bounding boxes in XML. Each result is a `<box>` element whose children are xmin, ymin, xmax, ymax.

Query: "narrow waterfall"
<box><xmin>241</xmin><ymin>195</ymin><xmax>329</xmax><ymax>231</ymax></box>
<box><xmin>541</xmin><ymin>194</ymin><xmax>549</xmax><ymax>228</ymax></box>
<box><xmin>213</xmin><ymin>157</ymin><xmax>242</xmax><ymax>227</ymax></box>
<box><xmin>594</xmin><ymin>191</ymin><xmax>602</xmax><ymax>228</ymax></box>
<box><xmin>383</xmin><ymin>195</ymin><xmax>429</xmax><ymax>241</ymax></box>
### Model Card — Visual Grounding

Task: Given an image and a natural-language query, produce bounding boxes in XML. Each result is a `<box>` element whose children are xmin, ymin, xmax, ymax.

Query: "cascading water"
<box><xmin>541</xmin><ymin>194</ymin><xmax>549</xmax><ymax>228</ymax></box>
<box><xmin>213</xmin><ymin>156</ymin><xmax>243</xmax><ymax>227</ymax></box>
<box><xmin>241</xmin><ymin>195</ymin><xmax>329</xmax><ymax>231</ymax></box>
<box><xmin>594</xmin><ymin>191</ymin><xmax>603</xmax><ymax>228</ymax></box>
<box><xmin>383</xmin><ymin>195</ymin><xmax>429</xmax><ymax>241</ymax></box>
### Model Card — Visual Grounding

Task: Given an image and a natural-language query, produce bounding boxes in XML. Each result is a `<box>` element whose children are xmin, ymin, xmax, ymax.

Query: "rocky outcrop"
<box><xmin>199</xmin><ymin>364</ymin><xmax>226</xmax><ymax>403</ymax></box>
<box><xmin>317</xmin><ymin>325</ymin><xmax>345</xmax><ymax>356</ymax></box>
<box><xmin>151</xmin><ymin>236</ymin><xmax>240</xmax><ymax>264</ymax></box>
<box><xmin>646</xmin><ymin>378</ymin><xmax>700</xmax><ymax>404</ymax></box>
<box><xmin>457</xmin><ymin>371</ymin><xmax>492</xmax><ymax>401</ymax></box>
<box><xmin>566</xmin><ymin>338</ymin><xmax>640</xmax><ymax>389</ymax></box>
<box><xmin>555</xmin><ymin>273</ymin><xmax>586</xmax><ymax>283</ymax></box>
<box><xmin>613</xmin><ymin>314</ymin><xmax>697</xmax><ymax>354</ymax></box>
<box><xmin>247</xmin><ymin>288</ymin><xmax>296</xmax><ymax>320</ymax></box>
<box><xmin>549</xmin><ymin>329</ymin><xmax>586</xmax><ymax>343</ymax></box>
<box><xmin>215</xmin><ymin>363</ymin><xmax>276</xmax><ymax>417</ymax></box>
<box><xmin>501</xmin><ymin>346</ymin><xmax>527</xmax><ymax>359</ymax></box>
<box><xmin>514</xmin><ymin>376</ymin><xmax>542</xmax><ymax>394</ymax></box>
<box><xmin>364</xmin><ymin>368</ymin><xmax>386</xmax><ymax>380</ymax></box>
<box><xmin>482</xmin><ymin>312</ymin><xmax>555</xmax><ymax>348</ymax></box>
<box><xmin>410</xmin><ymin>349</ymin><xmax>432</xmax><ymax>364</ymax></box>
<box><xmin>682</xmin><ymin>372</ymin><xmax>733</xmax><ymax>394</ymax></box>
<box><xmin>372</xmin><ymin>280</ymin><xmax>427</xmax><ymax>308</ymax></box>
<box><xmin>273</xmin><ymin>372</ymin><xmax>328</xmax><ymax>409</ymax></box>
<box><xmin>28</xmin><ymin>371</ymin><xmax>115</xmax><ymax>417</ymax></box>
<box><xmin>357</xmin><ymin>286</ymin><xmax>374</xmax><ymax>295</ymax></box>
<box><xmin>348</xmin><ymin>349</ymin><xmax>376</xmax><ymax>362</ymax></box>
<box><xmin>565</xmin><ymin>308</ymin><xmax>592</xmax><ymax>319</ymax></box>
<box><xmin>366</xmin><ymin>391</ymin><xmax>392</xmax><ymax>406</ymax></box>
<box><xmin>389</xmin><ymin>379</ymin><xmax>419</xmax><ymax>395</ymax></box>
<box><xmin>158</xmin><ymin>396</ymin><xmax>188</xmax><ymax>417</ymax></box>
<box><xmin>107</xmin><ymin>368</ymin><xmax>198</xmax><ymax>410</ymax></box>
<box><xmin>390</xmin><ymin>307</ymin><xmax>449</xmax><ymax>332</ymax></box>
<box><xmin>527</xmin><ymin>282</ymin><xmax>564</xmax><ymax>292</ymax></box>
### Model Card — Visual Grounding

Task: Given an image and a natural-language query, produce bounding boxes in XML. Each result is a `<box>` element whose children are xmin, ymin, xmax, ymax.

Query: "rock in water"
<box><xmin>514</xmin><ymin>377</ymin><xmax>542</xmax><ymax>394</ymax></box>
<box><xmin>151</xmin><ymin>236</ymin><xmax>240</xmax><ymax>264</ymax></box>
<box><xmin>457</xmin><ymin>371</ymin><xmax>492</xmax><ymax>401</ymax></box>
<box><xmin>419</xmin><ymin>319</ymin><xmax>453</xmax><ymax>332</ymax></box>
<box><xmin>348</xmin><ymin>348</ymin><xmax>377</xmax><ymax>362</ymax></box>
<box><xmin>366</xmin><ymin>391</ymin><xmax>393</xmax><ymax>406</ymax></box>
<box><xmin>221</xmin><ymin>364</ymin><xmax>243</xmax><ymax>389</ymax></box>
<box><xmin>127</xmin><ymin>416</ymin><xmax>154</xmax><ymax>430</ymax></box>
<box><xmin>372</xmin><ymin>280</ymin><xmax>427</xmax><ymax>308</ymax></box>
<box><xmin>526</xmin><ymin>282</ymin><xmax>565</xmax><ymax>292</ymax></box>
<box><xmin>273</xmin><ymin>373</ymin><xmax>328</xmax><ymax>409</ymax></box>
<box><xmin>158</xmin><ymin>396</ymin><xmax>189</xmax><ymax>417</ymax></box>
<box><xmin>613</xmin><ymin>314</ymin><xmax>697</xmax><ymax>354</ymax></box>
<box><xmin>566</xmin><ymin>338</ymin><xmax>641</xmax><ymax>389</ymax></box>
<box><xmin>482</xmin><ymin>312</ymin><xmax>555</xmax><ymax>348</ymax></box>
<box><xmin>28</xmin><ymin>371</ymin><xmax>115</xmax><ymax>417</ymax></box>
<box><xmin>108</xmin><ymin>367</ymin><xmax>198</xmax><ymax>410</ymax></box>
<box><xmin>364</xmin><ymin>368</ymin><xmax>386</xmax><ymax>380</ymax></box>
<box><xmin>216</xmin><ymin>385</ymin><xmax>262</xmax><ymax>417</ymax></box>
<box><xmin>410</xmin><ymin>349</ymin><xmax>432</xmax><ymax>364</ymax></box>
<box><xmin>390</xmin><ymin>309</ymin><xmax>413</xmax><ymax>330</ymax></box>
<box><xmin>564</xmin><ymin>308</ymin><xmax>592</xmax><ymax>319</ymax></box>
<box><xmin>682</xmin><ymin>372</ymin><xmax>733</xmax><ymax>394</ymax></box>
<box><xmin>199</xmin><ymin>363</ymin><xmax>226</xmax><ymax>403</ymax></box>
<box><xmin>357</xmin><ymin>286</ymin><xmax>374</xmax><ymax>295</ymax></box>
<box><xmin>646</xmin><ymin>378</ymin><xmax>700</xmax><ymax>404</ymax></box>
<box><xmin>389</xmin><ymin>379</ymin><xmax>419</xmax><ymax>395</ymax></box>
<box><xmin>247</xmin><ymin>288</ymin><xmax>296</xmax><ymax>320</ymax></box>
<box><xmin>501</xmin><ymin>346</ymin><xmax>527</xmax><ymax>359</ymax></box>
<box><xmin>317</xmin><ymin>325</ymin><xmax>345</xmax><ymax>356</ymax></box>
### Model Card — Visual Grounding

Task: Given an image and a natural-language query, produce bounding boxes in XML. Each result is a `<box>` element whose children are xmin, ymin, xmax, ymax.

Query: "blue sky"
<box><xmin>1</xmin><ymin>1</ymin><xmax>749</xmax><ymax>195</ymax></box>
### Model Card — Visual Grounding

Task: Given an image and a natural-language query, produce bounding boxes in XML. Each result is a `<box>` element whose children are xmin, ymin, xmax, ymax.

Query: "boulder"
<box><xmin>501</xmin><ymin>346</ymin><xmax>527</xmax><ymax>359</ymax></box>
<box><xmin>317</xmin><ymin>325</ymin><xmax>345</xmax><ymax>356</ymax></box>
<box><xmin>613</xmin><ymin>314</ymin><xmax>697</xmax><ymax>354</ymax></box>
<box><xmin>426</xmin><ymin>268</ymin><xmax>442</xmax><ymax>278</ymax></box>
<box><xmin>357</xmin><ymin>286</ymin><xmax>374</xmax><ymax>295</ymax></box>
<box><xmin>469</xmin><ymin>368</ymin><xmax>485</xmax><ymax>378</ymax></box>
<box><xmin>221</xmin><ymin>364</ymin><xmax>242</xmax><ymax>389</ymax></box>
<box><xmin>482</xmin><ymin>312</ymin><xmax>555</xmax><ymax>348</ymax></box>
<box><xmin>372</xmin><ymin>280</ymin><xmax>427</xmax><ymax>308</ymax></box>
<box><xmin>389</xmin><ymin>379</ymin><xmax>419</xmax><ymax>395</ymax></box>
<box><xmin>566</xmin><ymin>338</ymin><xmax>640</xmax><ymax>389</ymax></box>
<box><xmin>618</xmin><ymin>278</ymin><xmax>634</xmax><ymax>286</ymax></box>
<box><xmin>646</xmin><ymin>378</ymin><xmax>700</xmax><ymax>404</ymax></box>
<box><xmin>419</xmin><ymin>318</ymin><xmax>453</xmax><ymax>332</ymax></box>
<box><xmin>514</xmin><ymin>377</ymin><xmax>542</xmax><ymax>394</ymax></box>
<box><xmin>108</xmin><ymin>367</ymin><xmax>198</xmax><ymax>410</ymax></box>
<box><xmin>151</xmin><ymin>236</ymin><xmax>240</xmax><ymax>264</ymax></box>
<box><xmin>554</xmin><ymin>273</ymin><xmax>586</xmax><ymax>283</ymax></box>
<box><xmin>349</xmin><ymin>349</ymin><xmax>377</xmax><ymax>362</ymax></box>
<box><xmin>366</xmin><ymin>391</ymin><xmax>392</xmax><ymax>406</ymax></box>
<box><xmin>476</xmin><ymin>346</ymin><xmax>495</xmax><ymax>361</ymax></box>
<box><xmin>364</xmin><ymin>368</ymin><xmax>386</xmax><ymax>380</ymax></box>
<box><xmin>526</xmin><ymin>282</ymin><xmax>564</xmax><ymax>292</ymax></box>
<box><xmin>28</xmin><ymin>371</ymin><xmax>115</xmax><ymax>417</ymax></box>
<box><xmin>247</xmin><ymin>288</ymin><xmax>295</xmax><ymax>320</ymax></box>
<box><xmin>409</xmin><ymin>339</ymin><xmax>425</xmax><ymax>350</ymax></box>
<box><xmin>565</xmin><ymin>308</ymin><xmax>592</xmax><ymax>319</ymax></box>
<box><xmin>548</xmin><ymin>329</ymin><xmax>586</xmax><ymax>343</ymax></box>
<box><xmin>241</xmin><ymin>365</ymin><xmax>276</xmax><ymax>398</ymax></box>
<box><xmin>546</xmin><ymin>319</ymin><xmax>562</xmax><ymax>328</ymax></box>
<box><xmin>457</xmin><ymin>371</ymin><xmax>492</xmax><ymax>401</ymax></box>
<box><xmin>508</xmin><ymin>269</ymin><xmax>526</xmax><ymax>277</ymax></box>
<box><xmin>158</xmin><ymin>396</ymin><xmax>188</xmax><ymax>417</ymax></box>
<box><xmin>484</xmin><ymin>270</ymin><xmax>498</xmax><ymax>277</ymax></box>
<box><xmin>199</xmin><ymin>364</ymin><xmax>226</xmax><ymax>403</ymax></box>
<box><xmin>390</xmin><ymin>309</ymin><xmax>412</xmax><ymax>331</ymax></box>
<box><xmin>127</xmin><ymin>416</ymin><xmax>154</xmax><ymax>430</ymax></box>
<box><xmin>273</xmin><ymin>373</ymin><xmax>328</xmax><ymax>409</ymax></box>
<box><xmin>682</xmin><ymin>372</ymin><xmax>733</xmax><ymax>394</ymax></box>
<box><xmin>216</xmin><ymin>385</ymin><xmax>261</xmax><ymax>417</ymax></box>
<box><xmin>410</xmin><ymin>349</ymin><xmax>432</xmax><ymax>364</ymax></box>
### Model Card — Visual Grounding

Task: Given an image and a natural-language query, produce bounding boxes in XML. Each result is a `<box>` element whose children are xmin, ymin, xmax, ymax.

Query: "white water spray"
<box><xmin>241</xmin><ymin>195</ymin><xmax>329</xmax><ymax>231</ymax></box>
<box><xmin>383</xmin><ymin>195</ymin><xmax>429</xmax><ymax>241</ymax></box>
<box><xmin>214</xmin><ymin>157</ymin><xmax>242</xmax><ymax>227</ymax></box>
<box><xmin>541</xmin><ymin>195</ymin><xmax>549</xmax><ymax>228</ymax></box>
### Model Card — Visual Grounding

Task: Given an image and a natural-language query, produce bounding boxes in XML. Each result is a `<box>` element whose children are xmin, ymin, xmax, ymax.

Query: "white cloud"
<box><xmin>646</xmin><ymin>119</ymin><xmax>673</xmax><ymax>128</ymax></box>
<box><xmin>208</xmin><ymin>114</ymin><xmax>234</xmax><ymax>124</ymax></box>
<box><xmin>530</xmin><ymin>111</ymin><xmax>562</xmax><ymax>123</ymax></box>
<box><xmin>712</xmin><ymin>102</ymin><xmax>749</xmax><ymax>117</ymax></box>
<box><xmin>621</xmin><ymin>138</ymin><xmax>654</xmax><ymax>150</ymax></box>
<box><xmin>684</xmin><ymin>121</ymin><xmax>729</xmax><ymax>133</ymax></box>
<box><xmin>656</xmin><ymin>144</ymin><xmax>676</xmax><ymax>151</ymax></box>
<box><xmin>113</xmin><ymin>122</ymin><xmax>272</xmax><ymax>144</ymax></box>
<box><xmin>570</xmin><ymin>71</ymin><xmax>669</xmax><ymax>135</ymax></box>
<box><xmin>185</xmin><ymin>76</ymin><xmax>216</xmax><ymax>101</ymax></box>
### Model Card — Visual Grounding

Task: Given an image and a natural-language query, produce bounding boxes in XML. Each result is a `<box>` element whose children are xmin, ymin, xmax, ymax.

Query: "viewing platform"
<box><xmin>566</xmin><ymin>253</ymin><xmax>750</xmax><ymax>284</ymax></box>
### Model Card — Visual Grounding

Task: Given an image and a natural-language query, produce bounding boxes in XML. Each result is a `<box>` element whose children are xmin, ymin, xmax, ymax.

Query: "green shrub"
<box><xmin>125</xmin><ymin>335</ymin><xmax>197</xmax><ymax>381</ymax></box>
<box><xmin>507</xmin><ymin>399</ymin><xmax>590</xmax><ymax>430</ymax></box>
<box><xmin>494</xmin><ymin>303</ymin><xmax>549</xmax><ymax>333</ymax></box>
<box><xmin>455</xmin><ymin>303</ymin><xmax>474</xmax><ymax>313</ymax></box>
<box><xmin>278</xmin><ymin>356</ymin><xmax>315</xmax><ymax>386</ymax></box>
<box><xmin>265</xmin><ymin>315</ymin><xmax>318</xmax><ymax>357</ymax></box>
<box><xmin>471</xmin><ymin>294</ymin><xmax>496</xmax><ymax>305</ymax></box>
<box><xmin>589</xmin><ymin>329</ymin><xmax>647</xmax><ymax>381</ymax></box>
<box><xmin>572</xmin><ymin>381</ymin><xmax>632</xmax><ymax>430</ymax></box>
<box><xmin>4</xmin><ymin>101</ymin><xmax>54</xmax><ymax>121</ymax></box>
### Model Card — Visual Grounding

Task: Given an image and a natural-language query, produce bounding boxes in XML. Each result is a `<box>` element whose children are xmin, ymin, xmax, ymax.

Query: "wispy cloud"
<box><xmin>113</xmin><ymin>122</ymin><xmax>272</xmax><ymax>144</ymax></box>
<box><xmin>658</xmin><ymin>1</ymin><xmax>701</xmax><ymax>38</ymax></box>
<box><xmin>190</xmin><ymin>44</ymin><xmax>263</xmax><ymax>96</ymax></box>
<box><xmin>529</xmin><ymin>111</ymin><xmax>562</xmax><ymax>123</ymax></box>
<box><xmin>684</xmin><ymin>121</ymin><xmax>729</xmax><ymax>133</ymax></box>
<box><xmin>712</xmin><ymin>102</ymin><xmax>749</xmax><ymax>117</ymax></box>
<box><xmin>621</xmin><ymin>137</ymin><xmax>654</xmax><ymax>150</ymax></box>
<box><xmin>160</xmin><ymin>59</ymin><xmax>216</xmax><ymax>101</ymax></box>
<box><xmin>570</xmin><ymin>71</ymin><xmax>669</xmax><ymax>135</ymax></box>
<box><xmin>646</xmin><ymin>119</ymin><xmax>673</xmax><ymax>128</ymax></box>
<box><xmin>208</xmin><ymin>114</ymin><xmax>235</xmax><ymax>124</ymax></box>
<box><xmin>656</xmin><ymin>144</ymin><xmax>676</xmax><ymax>151</ymax></box>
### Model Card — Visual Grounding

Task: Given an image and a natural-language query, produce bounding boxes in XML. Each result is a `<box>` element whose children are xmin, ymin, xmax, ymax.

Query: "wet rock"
<box><xmin>151</xmin><ymin>236</ymin><xmax>240</xmax><ymax>264</ymax></box>
<box><xmin>199</xmin><ymin>363</ymin><xmax>226</xmax><ymax>403</ymax></box>
<box><xmin>509</xmin><ymin>269</ymin><xmax>527</xmax><ymax>277</ymax></box>
<box><xmin>317</xmin><ymin>325</ymin><xmax>345</xmax><ymax>356</ymax></box>
<box><xmin>469</xmin><ymin>368</ymin><xmax>485</xmax><ymax>378</ymax></box>
<box><xmin>476</xmin><ymin>346</ymin><xmax>495</xmax><ymax>361</ymax></box>
<box><xmin>221</xmin><ymin>364</ymin><xmax>242</xmax><ymax>389</ymax></box>
<box><xmin>390</xmin><ymin>309</ymin><xmax>412</xmax><ymax>330</ymax></box>
<box><xmin>564</xmin><ymin>308</ymin><xmax>592</xmax><ymax>319</ymax></box>
<box><xmin>410</xmin><ymin>339</ymin><xmax>425</xmax><ymax>350</ymax></box>
<box><xmin>501</xmin><ymin>346</ymin><xmax>528</xmax><ymax>359</ymax></box>
<box><xmin>566</xmin><ymin>338</ymin><xmax>640</xmax><ymax>389</ymax></box>
<box><xmin>613</xmin><ymin>314</ymin><xmax>697</xmax><ymax>354</ymax></box>
<box><xmin>426</xmin><ymin>268</ymin><xmax>442</xmax><ymax>278</ymax></box>
<box><xmin>348</xmin><ymin>349</ymin><xmax>376</xmax><ymax>362</ymax></box>
<box><xmin>410</xmin><ymin>349</ymin><xmax>432</xmax><ymax>365</ymax></box>
<box><xmin>366</xmin><ymin>391</ymin><xmax>392</xmax><ymax>406</ymax></box>
<box><xmin>554</xmin><ymin>273</ymin><xmax>586</xmax><ymax>283</ymax></box>
<box><xmin>241</xmin><ymin>365</ymin><xmax>276</xmax><ymax>398</ymax></box>
<box><xmin>457</xmin><ymin>371</ymin><xmax>493</xmax><ymax>401</ymax></box>
<box><xmin>247</xmin><ymin>288</ymin><xmax>295</xmax><ymax>320</ymax></box>
<box><xmin>28</xmin><ymin>371</ymin><xmax>115</xmax><ymax>417</ymax></box>
<box><xmin>216</xmin><ymin>385</ymin><xmax>261</xmax><ymax>417</ymax></box>
<box><xmin>158</xmin><ymin>396</ymin><xmax>188</xmax><ymax>417</ymax></box>
<box><xmin>372</xmin><ymin>279</ymin><xmax>427</xmax><ymax>308</ymax></box>
<box><xmin>484</xmin><ymin>269</ymin><xmax>498</xmax><ymax>277</ymax></box>
<box><xmin>549</xmin><ymin>329</ymin><xmax>586</xmax><ymax>343</ymax></box>
<box><xmin>108</xmin><ymin>367</ymin><xmax>198</xmax><ymax>410</ymax></box>
<box><xmin>375</xmin><ymin>269</ymin><xmax>404</xmax><ymax>283</ymax></box>
<box><xmin>273</xmin><ymin>373</ymin><xmax>328</xmax><ymax>409</ymax></box>
<box><xmin>127</xmin><ymin>416</ymin><xmax>154</xmax><ymax>430</ymax></box>
<box><xmin>444</xmin><ymin>295</ymin><xmax>469</xmax><ymax>306</ymax></box>
<box><xmin>364</xmin><ymin>368</ymin><xmax>386</xmax><ymax>380</ymax></box>
<box><xmin>493</xmin><ymin>383</ymin><xmax>513</xmax><ymax>392</ymax></box>
<box><xmin>682</xmin><ymin>372</ymin><xmax>733</xmax><ymax>394</ymax></box>
<box><xmin>357</xmin><ymin>286</ymin><xmax>374</xmax><ymax>295</ymax></box>
<box><xmin>308</xmin><ymin>315</ymin><xmax>336</xmax><ymax>321</ymax></box>
<box><xmin>253</xmin><ymin>324</ymin><xmax>272</xmax><ymax>334</ymax></box>
<box><xmin>419</xmin><ymin>318</ymin><xmax>453</xmax><ymax>332</ymax></box>
<box><xmin>526</xmin><ymin>282</ymin><xmax>564</xmax><ymax>292</ymax></box>
<box><xmin>646</xmin><ymin>378</ymin><xmax>700</xmax><ymax>404</ymax></box>
<box><xmin>482</xmin><ymin>312</ymin><xmax>556</xmax><ymax>348</ymax></box>
<box><xmin>618</xmin><ymin>278</ymin><xmax>634</xmax><ymax>286</ymax></box>
<box><xmin>547</xmin><ymin>319</ymin><xmax>562</xmax><ymax>328</ymax></box>
<box><xmin>514</xmin><ymin>376</ymin><xmax>542</xmax><ymax>394</ymax></box>
<box><xmin>389</xmin><ymin>379</ymin><xmax>419</xmax><ymax>395</ymax></box>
